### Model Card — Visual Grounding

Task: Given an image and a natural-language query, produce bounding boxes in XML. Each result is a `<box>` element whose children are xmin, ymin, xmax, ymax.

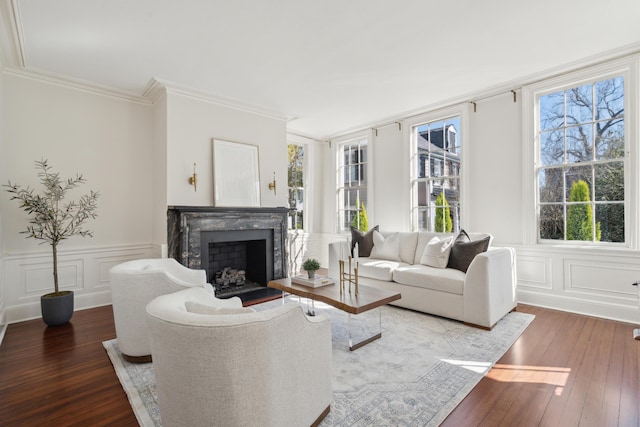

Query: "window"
<box><xmin>287</xmin><ymin>144</ymin><xmax>304</xmax><ymax>230</ymax></box>
<box><xmin>337</xmin><ymin>137</ymin><xmax>368</xmax><ymax>232</ymax></box>
<box><xmin>536</xmin><ymin>75</ymin><xmax>625</xmax><ymax>243</ymax></box>
<box><xmin>410</xmin><ymin>116</ymin><xmax>461</xmax><ymax>232</ymax></box>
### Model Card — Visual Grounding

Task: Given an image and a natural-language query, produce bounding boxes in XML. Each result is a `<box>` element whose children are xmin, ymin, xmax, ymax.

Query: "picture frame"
<box><xmin>212</xmin><ymin>139</ymin><xmax>261</xmax><ymax>207</ymax></box>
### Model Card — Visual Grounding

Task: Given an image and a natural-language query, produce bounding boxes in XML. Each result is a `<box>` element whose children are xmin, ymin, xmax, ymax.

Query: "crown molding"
<box><xmin>324</xmin><ymin>42</ymin><xmax>640</xmax><ymax>141</ymax></box>
<box><xmin>3</xmin><ymin>67</ymin><xmax>151</xmax><ymax>104</ymax></box>
<box><xmin>142</xmin><ymin>77</ymin><xmax>290</xmax><ymax>122</ymax></box>
<box><xmin>0</xmin><ymin>0</ymin><xmax>26</xmax><ymax>68</ymax></box>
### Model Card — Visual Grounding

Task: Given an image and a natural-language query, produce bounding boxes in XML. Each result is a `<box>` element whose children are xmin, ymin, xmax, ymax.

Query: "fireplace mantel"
<box><xmin>167</xmin><ymin>206</ymin><xmax>289</xmax><ymax>282</ymax></box>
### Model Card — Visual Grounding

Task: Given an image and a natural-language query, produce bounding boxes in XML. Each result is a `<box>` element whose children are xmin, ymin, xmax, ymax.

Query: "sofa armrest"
<box><xmin>463</xmin><ymin>247</ymin><xmax>517</xmax><ymax>328</ymax></box>
<box><xmin>328</xmin><ymin>240</ymin><xmax>350</xmax><ymax>280</ymax></box>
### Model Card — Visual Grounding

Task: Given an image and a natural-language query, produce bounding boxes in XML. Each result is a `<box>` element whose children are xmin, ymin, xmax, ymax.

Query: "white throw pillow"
<box><xmin>185</xmin><ymin>301</ymin><xmax>255</xmax><ymax>315</ymax></box>
<box><xmin>420</xmin><ymin>236</ymin><xmax>454</xmax><ymax>268</ymax></box>
<box><xmin>369</xmin><ymin>231</ymin><xmax>401</xmax><ymax>262</ymax></box>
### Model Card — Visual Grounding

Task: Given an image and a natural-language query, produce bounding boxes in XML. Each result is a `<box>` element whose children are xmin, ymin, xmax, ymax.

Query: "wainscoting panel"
<box><xmin>564</xmin><ymin>258</ymin><xmax>640</xmax><ymax>300</ymax></box>
<box><xmin>3</xmin><ymin>244</ymin><xmax>155</xmax><ymax>324</ymax></box>
<box><xmin>516</xmin><ymin>255</ymin><xmax>552</xmax><ymax>290</ymax></box>
<box><xmin>516</xmin><ymin>246</ymin><xmax>640</xmax><ymax>324</ymax></box>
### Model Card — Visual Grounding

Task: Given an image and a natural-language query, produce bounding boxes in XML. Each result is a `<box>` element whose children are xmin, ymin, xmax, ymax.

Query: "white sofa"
<box><xmin>329</xmin><ymin>231</ymin><xmax>517</xmax><ymax>329</ymax></box>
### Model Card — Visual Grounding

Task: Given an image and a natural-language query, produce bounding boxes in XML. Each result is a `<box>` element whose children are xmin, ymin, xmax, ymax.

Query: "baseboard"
<box><xmin>5</xmin><ymin>290</ymin><xmax>113</xmax><ymax>324</ymax></box>
<box><xmin>518</xmin><ymin>289</ymin><xmax>640</xmax><ymax>325</ymax></box>
<box><xmin>0</xmin><ymin>315</ymin><xmax>7</xmax><ymax>347</ymax></box>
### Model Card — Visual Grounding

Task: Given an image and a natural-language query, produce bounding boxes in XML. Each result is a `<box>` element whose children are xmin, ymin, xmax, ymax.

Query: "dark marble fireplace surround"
<box><xmin>167</xmin><ymin>206</ymin><xmax>288</xmax><ymax>301</ymax></box>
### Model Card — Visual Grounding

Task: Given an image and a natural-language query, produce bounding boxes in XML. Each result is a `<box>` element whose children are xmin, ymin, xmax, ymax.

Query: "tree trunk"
<box><xmin>52</xmin><ymin>243</ymin><xmax>59</xmax><ymax>294</ymax></box>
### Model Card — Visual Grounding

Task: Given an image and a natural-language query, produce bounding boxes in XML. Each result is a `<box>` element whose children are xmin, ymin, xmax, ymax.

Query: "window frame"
<box><xmin>405</xmin><ymin>104</ymin><xmax>469</xmax><ymax>232</ymax></box>
<box><xmin>333</xmin><ymin>130</ymin><xmax>373</xmax><ymax>234</ymax></box>
<box><xmin>287</xmin><ymin>134</ymin><xmax>315</xmax><ymax>232</ymax></box>
<box><xmin>522</xmin><ymin>56</ymin><xmax>639</xmax><ymax>248</ymax></box>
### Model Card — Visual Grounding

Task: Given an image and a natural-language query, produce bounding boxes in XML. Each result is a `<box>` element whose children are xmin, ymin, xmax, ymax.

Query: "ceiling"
<box><xmin>1</xmin><ymin>0</ymin><xmax>640</xmax><ymax>140</ymax></box>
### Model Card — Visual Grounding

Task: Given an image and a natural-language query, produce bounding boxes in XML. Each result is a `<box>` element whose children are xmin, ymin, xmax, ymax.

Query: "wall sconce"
<box><xmin>268</xmin><ymin>172</ymin><xmax>276</xmax><ymax>195</ymax></box>
<box><xmin>188</xmin><ymin>163</ymin><xmax>197</xmax><ymax>191</ymax></box>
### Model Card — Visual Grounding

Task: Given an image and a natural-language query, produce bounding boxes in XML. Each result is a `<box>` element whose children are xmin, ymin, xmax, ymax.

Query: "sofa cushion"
<box><xmin>356</xmin><ymin>258</ymin><xmax>406</xmax><ymax>281</ymax></box>
<box><xmin>414</xmin><ymin>231</ymin><xmax>454</xmax><ymax>264</ymax></box>
<box><xmin>351</xmin><ymin>225</ymin><xmax>379</xmax><ymax>257</ymax></box>
<box><xmin>370</xmin><ymin>231</ymin><xmax>401</xmax><ymax>262</ymax></box>
<box><xmin>420</xmin><ymin>236</ymin><xmax>454</xmax><ymax>268</ymax></box>
<box><xmin>447</xmin><ymin>230</ymin><xmax>491</xmax><ymax>273</ymax></box>
<box><xmin>393</xmin><ymin>265</ymin><xmax>465</xmax><ymax>295</ymax></box>
<box><xmin>382</xmin><ymin>231</ymin><xmax>419</xmax><ymax>264</ymax></box>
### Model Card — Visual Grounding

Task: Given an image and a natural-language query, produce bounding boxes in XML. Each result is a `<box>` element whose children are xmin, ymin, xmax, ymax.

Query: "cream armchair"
<box><xmin>109</xmin><ymin>258</ymin><xmax>242</xmax><ymax>362</ymax></box>
<box><xmin>146</xmin><ymin>287</ymin><xmax>333</xmax><ymax>427</ymax></box>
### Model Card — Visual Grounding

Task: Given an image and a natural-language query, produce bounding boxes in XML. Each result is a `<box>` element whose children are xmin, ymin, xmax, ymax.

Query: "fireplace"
<box><xmin>167</xmin><ymin>206</ymin><xmax>288</xmax><ymax>302</ymax></box>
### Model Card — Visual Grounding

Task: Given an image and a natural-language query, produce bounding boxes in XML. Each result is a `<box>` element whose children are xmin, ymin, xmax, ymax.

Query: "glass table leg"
<box><xmin>348</xmin><ymin>307</ymin><xmax>382</xmax><ymax>351</ymax></box>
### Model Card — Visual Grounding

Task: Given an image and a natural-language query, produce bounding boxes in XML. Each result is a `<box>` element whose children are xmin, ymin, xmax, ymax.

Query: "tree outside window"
<box><xmin>537</xmin><ymin>76</ymin><xmax>625</xmax><ymax>243</ymax></box>
<box><xmin>288</xmin><ymin>144</ymin><xmax>304</xmax><ymax>230</ymax></box>
<box><xmin>337</xmin><ymin>138</ymin><xmax>368</xmax><ymax>232</ymax></box>
<box><xmin>411</xmin><ymin>117</ymin><xmax>461</xmax><ymax>232</ymax></box>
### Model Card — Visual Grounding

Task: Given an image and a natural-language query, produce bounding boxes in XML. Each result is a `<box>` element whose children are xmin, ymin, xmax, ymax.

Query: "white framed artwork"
<box><xmin>212</xmin><ymin>139</ymin><xmax>261</xmax><ymax>207</ymax></box>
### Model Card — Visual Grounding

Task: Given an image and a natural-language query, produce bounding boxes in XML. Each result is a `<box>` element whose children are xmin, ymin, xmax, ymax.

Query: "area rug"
<box><xmin>104</xmin><ymin>298</ymin><xmax>534</xmax><ymax>426</ymax></box>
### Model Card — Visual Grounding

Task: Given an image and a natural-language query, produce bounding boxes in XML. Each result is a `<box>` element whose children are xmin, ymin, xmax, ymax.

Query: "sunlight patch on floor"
<box><xmin>486</xmin><ymin>364</ymin><xmax>571</xmax><ymax>395</ymax></box>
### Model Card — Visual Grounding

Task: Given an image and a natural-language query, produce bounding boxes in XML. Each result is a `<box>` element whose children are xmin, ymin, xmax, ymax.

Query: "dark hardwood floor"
<box><xmin>1</xmin><ymin>303</ymin><xmax>638</xmax><ymax>426</ymax></box>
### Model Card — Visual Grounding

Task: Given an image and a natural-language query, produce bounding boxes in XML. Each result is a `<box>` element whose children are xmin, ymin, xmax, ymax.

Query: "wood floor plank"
<box><xmin>1</xmin><ymin>303</ymin><xmax>638</xmax><ymax>426</ymax></box>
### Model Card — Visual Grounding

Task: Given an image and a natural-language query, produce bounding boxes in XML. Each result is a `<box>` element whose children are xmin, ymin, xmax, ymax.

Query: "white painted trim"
<box><xmin>402</xmin><ymin>103</ymin><xmax>469</xmax><ymax>231</ymax></box>
<box><xmin>521</xmin><ymin>55</ymin><xmax>639</xmax><ymax>249</ymax></box>
<box><xmin>144</xmin><ymin>78</ymin><xmax>289</xmax><ymax>121</ymax></box>
<box><xmin>331</xmin><ymin>130</ymin><xmax>374</xmax><ymax>234</ymax></box>
<box><xmin>518</xmin><ymin>289</ymin><xmax>639</xmax><ymax>325</ymax></box>
<box><xmin>3</xmin><ymin>67</ymin><xmax>151</xmax><ymax>104</ymax></box>
<box><xmin>324</xmin><ymin>43</ymin><xmax>640</xmax><ymax>142</ymax></box>
<box><xmin>3</xmin><ymin>243</ymin><xmax>156</xmax><ymax>324</ymax></box>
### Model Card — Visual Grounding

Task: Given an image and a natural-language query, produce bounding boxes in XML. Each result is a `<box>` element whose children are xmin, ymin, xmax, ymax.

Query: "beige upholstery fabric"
<box><xmin>146</xmin><ymin>287</ymin><xmax>332</xmax><ymax>427</ymax></box>
<box><xmin>109</xmin><ymin>258</ymin><xmax>242</xmax><ymax>358</ymax></box>
<box><xmin>329</xmin><ymin>232</ymin><xmax>516</xmax><ymax>329</ymax></box>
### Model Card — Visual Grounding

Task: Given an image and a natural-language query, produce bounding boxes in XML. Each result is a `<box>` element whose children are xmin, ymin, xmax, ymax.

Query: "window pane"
<box><xmin>536</xmin><ymin>74</ymin><xmax>625</xmax><ymax>244</ymax></box>
<box><xmin>565</xmin><ymin>125</ymin><xmax>593</xmax><ymax>163</ymax></box>
<box><xmin>595</xmin><ymin>120</ymin><xmax>624</xmax><ymax>160</ymax></box>
<box><xmin>540</xmin><ymin>91</ymin><xmax>565</xmax><ymax>131</ymax></box>
<box><xmin>539</xmin><ymin>205</ymin><xmax>564</xmax><ymax>240</ymax></box>
<box><xmin>411</xmin><ymin>114</ymin><xmax>462</xmax><ymax>231</ymax></box>
<box><xmin>287</xmin><ymin>144</ymin><xmax>304</xmax><ymax>230</ymax></box>
<box><xmin>540</xmin><ymin>129</ymin><xmax>564</xmax><ymax>165</ymax></box>
<box><xmin>565</xmin><ymin>166</ymin><xmax>592</xmax><ymax>202</ymax></box>
<box><xmin>416</xmin><ymin>181</ymin><xmax>430</xmax><ymax>207</ymax></box>
<box><xmin>596</xmin><ymin>203</ymin><xmax>624</xmax><ymax>242</ymax></box>
<box><xmin>594</xmin><ymin>162</ymin><xmax>624</xmax><ymax>201</ymax></box>
<box><xmin>566</xmin><ymin>84</ymin><xmax>593</xmax><ymax>125</ymax></box>
<box><xmin>539</xmin><ymin>168</ymin><xmax>563</xmax><ymax>203</ymax></box>
<box><xmin>595</xmin><ymin>77</ymin><xmax>624</xmax><ymax>120</ymax></box>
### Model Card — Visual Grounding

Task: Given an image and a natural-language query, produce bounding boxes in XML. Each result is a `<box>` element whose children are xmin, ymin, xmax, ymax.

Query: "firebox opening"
<box><xmin>201</xmin><ymin>229</ymin><xmax>274</xmax><ymax>299</ymax></box>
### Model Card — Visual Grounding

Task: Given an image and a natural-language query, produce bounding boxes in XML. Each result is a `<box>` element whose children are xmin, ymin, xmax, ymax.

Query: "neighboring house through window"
<box><xmin>336</xmin><ymin>136</ymin><xmax>368</xmax><ymax>232</ymax></box>
<box><xmin>410</xmin><ymin>115</ymin><xmax>462</xmax><ymax>232</ymax></box>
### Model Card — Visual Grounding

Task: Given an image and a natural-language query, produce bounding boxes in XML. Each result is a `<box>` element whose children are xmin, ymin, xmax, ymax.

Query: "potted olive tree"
<box><xmin>4</xmin><ymin>159</ymin><xmax>99</xmax><ymax>326</ymax></box>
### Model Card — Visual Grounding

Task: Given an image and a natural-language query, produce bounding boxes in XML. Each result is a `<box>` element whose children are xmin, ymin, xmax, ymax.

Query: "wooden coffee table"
<box><xmin>268</xmin><ymin>278</ymin><xmax>401</xmax><ymax>350</ymax></box>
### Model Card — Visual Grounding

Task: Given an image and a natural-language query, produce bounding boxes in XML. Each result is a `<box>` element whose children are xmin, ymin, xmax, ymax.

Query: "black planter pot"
<box><xmin>41</xmin><ymin>290</ymin><xmax>74</xmax><ymax>326</ymax></box>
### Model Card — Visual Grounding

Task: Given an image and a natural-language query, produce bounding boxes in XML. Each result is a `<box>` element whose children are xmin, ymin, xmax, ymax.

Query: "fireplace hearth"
<box><xmin>167</xmin><ymin>206</ymin><xmax>288</xmax><ymax>302</ymax></box>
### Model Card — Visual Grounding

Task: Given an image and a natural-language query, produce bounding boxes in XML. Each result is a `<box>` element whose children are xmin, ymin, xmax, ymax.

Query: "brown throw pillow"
<box><xmin>350</xmin><ymin>225</ymin><xmax>379</xmax><ymax>257</ymax></box>
<box><xmin>447</xmin><ymin>230</ymin><xmax>490</xmax><ymax>273</ymax></box>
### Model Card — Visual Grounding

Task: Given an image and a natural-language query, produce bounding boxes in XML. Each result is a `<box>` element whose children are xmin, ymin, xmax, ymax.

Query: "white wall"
<box><xmin>466</xmin><ymin>93</ymin><xmax>523</xmax><ymax>245</ymax></box>
<box><xmin>0</xmin><ymin>73</ymin><xmax>156</xmax><ymax>322</ymax></box>
<box><xmin>164</xmin><ymin>90</ymin><xmax>288</xmax><ymax>209</ymax></box>
<box><xmin>317</xmin><ymin>58</ymin><xmax>640</xmax><ymax>325</ymax></box>
<box><xmin>0</xmin><ymin>59</ymin><xmax>6</xmax><ymax>340</ymax></box>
